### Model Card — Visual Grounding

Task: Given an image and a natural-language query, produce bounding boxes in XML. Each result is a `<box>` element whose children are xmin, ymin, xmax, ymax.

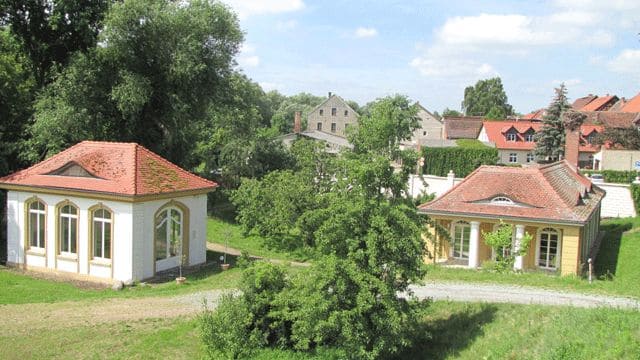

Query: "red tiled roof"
<box><xmin>482</xmin><ymin>121</ymin><xmax>540</xmax><ymax>150</ymax></box>
<box><xmin>0</xmin><ymin>141</ymin><xmax>217</xmax><ymax>196</ymax></box>
<box><xmin>444</xmin><ymin>116</ymin><xmax>484</xmax><ymax>139</ymax></box>
<box><xmin>580</xmin><ymin>111</ymin><xmax>640</xmax><ymax>128</ymax></box>
<box><xmin>572</xmin><ymin>95</ymin><xmax>598</xmax><ymax>110</ymax></box>
<box><xmin>522</xmin><ymin>109</ymin><xmax>545</xmax><ymax>120</ymax></box>
<box><xmin>580</xmin><ymin>95</ymin><xmax>618</xmax><ymax>111</ymax></box>
<box><xmin>418</xmin><ymin>161</ymin><xmax>604</xmax><ymax>224</ymax></box>
<box><xmin>621</xmin><ymin>93</ymin><xmax>640</xmax><ymax>113</ymax></box>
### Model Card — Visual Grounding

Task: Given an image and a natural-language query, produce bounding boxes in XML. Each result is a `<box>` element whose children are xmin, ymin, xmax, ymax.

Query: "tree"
<box><xmin>270</xmin><ymin>92</ymin><xmax>325</xmax><ymax>134</ymax></box>
<box><xmin>0</xmin><ymin>0</ymin><xmax>110</xmax><ymax>86</ymax></box>
<box><xmin>27</xmin><ymin>0</ymin><xmax>243</xmax><ymax>169</ymax></box>
<box><xmin>482</xmin><ymin>221</ymin><xmax>531</xmax><ymax>272</ymax></box>
<box><xmin>534</xmin><ymin>84</ymin><xmax>570</xmax><ymax>160</ymax></box>
<box><xmin>595</xmin><ymin>128</ymin><xmax>640</xmax><ymax>150</ymax></box>
<box><xmin>461</xmin><ymin>77</ymin><xmax>513</xmax><ymax>118</ymax></box>
<box><xmin>441</xmin><ymin>107</ymin><xmax>462</xmax><ymax>117</ymax></box>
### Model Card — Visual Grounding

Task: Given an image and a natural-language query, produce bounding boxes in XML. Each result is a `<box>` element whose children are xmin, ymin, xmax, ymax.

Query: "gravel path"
<box><xmin>404</xmin><ymin>282</ymin><xmax>640</xmax><ymax>310</ymax></box>
<box><xmin>206</xmin><ymin>242</ymin><xmax>310</xmax><ymax>267</ymax></box>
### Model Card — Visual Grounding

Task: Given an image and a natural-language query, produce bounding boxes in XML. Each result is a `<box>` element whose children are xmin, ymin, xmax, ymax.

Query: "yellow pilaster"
<box><xmin>560</xmin><ymin>226</ymin><xmax>581</xmax><ymax>276</ymax></box>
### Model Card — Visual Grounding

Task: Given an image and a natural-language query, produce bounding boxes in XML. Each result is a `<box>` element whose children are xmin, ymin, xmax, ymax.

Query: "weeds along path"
<box><xmin>0</xmin><ymin>290</ymin><xmax>227</xmax><ymax>335</ymax></box>
<box><xmin>405</xmin><ymin>282</ymin><xmax>640</xmax><ymax>310</ymax></box>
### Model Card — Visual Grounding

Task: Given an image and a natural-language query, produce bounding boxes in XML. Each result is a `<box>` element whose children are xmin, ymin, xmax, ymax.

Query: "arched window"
<box><xmin>491</xmin><ymin>197</ymin><xmax>514</xmax><ymax>205</ymax></box>
<box><xmin>538</xmin><ymin>228</ymin><xmax>560</xmax><ymax>269</ymax></box>
<box><xmin>92</xmin><ymin>207</ymin><xmax>112</xmax><ymax>259</ymax></box>
<box><xmin>59</xmin><ymin>204</ymin><xmax>78</xmax><ymax>254</ymax></box>
<box><xmin>155</xmin><ymin>207</ymin><xmax>182</xmax><ymax>261</ymax></box>
<box><xmin>452</xmin><ymin>221</ymin><xmax>470</xmax><ymax>259</ymax></box>
<box><xmin>27</xmin><ymin>200</ymin><xmax>46</xmax><ymax>249</ymax></box>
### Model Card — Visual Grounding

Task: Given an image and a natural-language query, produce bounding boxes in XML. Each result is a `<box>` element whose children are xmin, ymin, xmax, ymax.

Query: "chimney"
<box><xmin>294</xmin><ymin>111</ymin><xmax>301</xmax><ymax>133</ymax></box>
<box><xmin>328</xmin><ymin>91</ymin><xmax>332</xmax><ymax>98</ymax></box>
<box><xmin>563</xmin><ymin>111</ymin><xmax>584</xmax><ymax>169</ymax></box>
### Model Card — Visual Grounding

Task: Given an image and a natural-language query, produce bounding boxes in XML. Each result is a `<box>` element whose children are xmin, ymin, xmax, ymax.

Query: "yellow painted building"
<box><xmin>419</xmin><ymin>161</ymin><xmax>603</xmax><ymax>275</ymax></box>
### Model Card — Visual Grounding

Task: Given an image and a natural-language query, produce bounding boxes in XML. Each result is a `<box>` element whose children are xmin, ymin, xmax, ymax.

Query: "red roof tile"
<box><xmin>580</xmin><ymin>111</ymin><xmax>640</xmax><ymax>128</ymax></box>
<box><xmin>522</xmin><ymin>109</ymin><xmax>545</xmax><ymax>120</ymax></box>
<box><xmin>572</xmin><ymin>95</ymin><xmax>598</xmax><ymax>110</ymax></box>
<box><xmin>580</xmin><ymin>95</ymin><xmax>618</xmax><ymax>111</ymax></box>
<box><xmin>0</xmin><ymin>141</ymin><xmax>217</xmax><ymax>196</ymax></box>
<box><xmin>418</xmin><ymin>161</ymin><xmax>604</xmax><ymax>224</ymax></box>
<box><xmin>621</xmin><ymin>93</ymin><xmax>640</xmax><ymax>113</ymax></box>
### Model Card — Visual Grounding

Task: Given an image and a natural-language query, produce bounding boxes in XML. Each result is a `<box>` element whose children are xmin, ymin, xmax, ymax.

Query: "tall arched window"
<box><xmin>27</xmin><ymin>200</ymin><xmax>46</xmax><ymax>249</ymax></box>
<box><xmin>155</xmin><ymin>207</ymin><xmax>182</xmax><ymax>261</ymax></box>
<box><xmin>92</xmin><ymin>208</ymin><xmax>112</xmax><ymax>259</ymax></box>
<box><xmin>452</xmin><ymin>221</ymin><xmax>471</xmax><ymax>259</ymax></box>
<box><xmin>538</xmin><ymin>228</ymin><xmax>560</xmax><ymax>269</ymax></box>
<box><xmin>59</xmin><ymin>204</ymin><xmax>78</xmax><ymax>254</ymax></box>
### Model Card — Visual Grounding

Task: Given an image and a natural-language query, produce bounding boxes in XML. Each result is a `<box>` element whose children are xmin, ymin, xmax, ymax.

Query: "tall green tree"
<box><xmin>0</xmin><ymin>0</ymin><xmax>111</xmax><ymax>86</ymax></box>
<box><xmin>461</xmin><ymin>77</ymin><xmax>514</xmax><ymax>118</ymax></box>
<box><xmin>270</xmin><ymin>92</ymin><xmax>325</xmax><ymax>134</ymax></box>
<box><xmin>27</xmin><ymin>0</ymin><xmax>243</xmax><ymax>168</ymax></box>
<box><xmin>534</xmin><ymin>84</ymin><xmax>570</xmax><ymax>160</ymax></box>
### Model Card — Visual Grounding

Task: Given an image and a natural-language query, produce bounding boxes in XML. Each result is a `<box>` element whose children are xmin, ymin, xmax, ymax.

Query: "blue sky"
<box><xmin>223</xmin><ymin>0</ymin><xmax>640</xmax><ymax>114</ymax></box>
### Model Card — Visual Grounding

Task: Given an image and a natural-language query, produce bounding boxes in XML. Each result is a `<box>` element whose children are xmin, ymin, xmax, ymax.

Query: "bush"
<box><xmin>631</xmin><ymin>184</ymin><xmax>640</xmax><ymax>213</ymax></box>
<box><xmin>236</xmin><ymin>250</ymin><xmax>254</xmax><ymax>269</ymax></box>
<box><xmin>581</xmin><ymin>170</ymin><xmax>639</xmax><ymax>184</ymax></box>
<box><xmin>422</xmin><ymin>147</ymin><xmax>498</xmax><ymax>177</ymax></box>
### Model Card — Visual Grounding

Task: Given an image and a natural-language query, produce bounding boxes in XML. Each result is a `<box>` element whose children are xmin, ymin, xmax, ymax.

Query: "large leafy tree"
<box><xmin>27</xmin><ymin>0</ymin><xmax>243</xmax><ymax>169</ymax></box>
<box><xmin>0</xmin><ymin>0</ymin><xmax>110</xmax><ymax>86</ymax></box>
<box><xmin>270</xmin><ymin>92</ymin><xmax>325</xmax><ymax>134</ymax></box>
<box><xmin>595</xmin><ymin>128</ymin><xmax>640</xmax><ymax>150</ymax></box>
<box><xmin>461</xmin><ymin>77</ymin><xmax>514</xmax><ymax>118</ymax></box>
<box><xmin>534</xmin><ymin>84</ymin><xmax>570</xmax><ymax>160</ymax></box>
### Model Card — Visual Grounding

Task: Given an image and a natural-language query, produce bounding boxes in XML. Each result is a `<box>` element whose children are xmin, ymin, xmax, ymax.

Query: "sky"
<box><xmin>222</xmin><ymin>0</ymin><xmax>640</xmax><ymax>115</ymax></box>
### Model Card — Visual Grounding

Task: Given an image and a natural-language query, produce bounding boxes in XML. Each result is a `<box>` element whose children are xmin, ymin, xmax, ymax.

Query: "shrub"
<box><xmin>236</xmin><ymin>250</ymin><xmax>253</xmax><ymax>269</ymax></box>
<box><xmin>581</xmin><ymin>170</ymin><xmax>638</xmax><ymax>184</ymax></box>
<box><xmin>422</xmin><ymin>147</ymin><xmax>498</xmax><ymax>177</ymax></box>
<box><xmin>631</xmin><ymin>184</ymin><xmax>640</xmax><ymax>213</ymax></box>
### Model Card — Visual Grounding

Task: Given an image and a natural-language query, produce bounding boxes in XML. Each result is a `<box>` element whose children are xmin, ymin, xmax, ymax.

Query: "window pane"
<box><xmin>29</xmin><ymin>212</ymin><xmax>38</xmax><ymax>247</ymax></box>
<box><xmin>38</xmin><ymin>213</ymin><xmax>45</xmax><ymax>248</ymax></box>
<box><xmin>70</xmin><ymin>218</ymin><xmax>77</xmax><ymax>253</ymax></box>
<box><xmin>93</xmin><ymin>221</ymin><xmax>102</xmax><ymax>258</ymax></box>
<box><xmin>155</xmin><ymin>218</ymin><xmax>167</xmax><ymax>260</ymax></box>
<box><xmin>104</xmin><ymin>223</ymin><xmax>111</xmax><ymax>259</ymax></box>
<box><xmin>61</xmin><ymin>217</ymin><xmax>69</xmax><ymax>252</ymax></box>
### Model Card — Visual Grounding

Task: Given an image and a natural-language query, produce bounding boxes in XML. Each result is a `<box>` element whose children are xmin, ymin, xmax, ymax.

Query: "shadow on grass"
<box><xmin>395</xmin><ymin>303</ymin><xmax>498</xmax><ymax>360</ymax></box>
<box><xmin>208</xmin><ymin>191</ymin><xmax>237</xmax><ymax>224</ymax></box>
<box><xmin>146</xmin><ymin>250</ymin><xmax>239</xmax><ymax>284</ymax></box>
<box><xmin>595</xmin><ymin>221</ymin><xmax>631</xmax><ymax>277</ymax></box>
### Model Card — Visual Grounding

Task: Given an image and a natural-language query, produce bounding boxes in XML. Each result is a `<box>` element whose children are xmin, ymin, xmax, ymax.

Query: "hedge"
<box><xmin>422</xmin><ymin>147</ymin><xmax>498</xmax><ymax>177</ymax></box>
<box><xmin>580</xmin><ymin>170</ymin><xmax>639</xmax><ymax>184</ymax></box>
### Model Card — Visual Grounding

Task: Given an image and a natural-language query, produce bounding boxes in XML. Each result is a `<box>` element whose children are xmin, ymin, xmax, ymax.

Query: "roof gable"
<box><xmin>621</xmin><ymin>93</ymin><xmax>640</xmax><ymax>113</ymax></box>
<box><xmin>444</xmin><ymin>116</ymin><xmax>484</xmax><ymax>139</ymax></box>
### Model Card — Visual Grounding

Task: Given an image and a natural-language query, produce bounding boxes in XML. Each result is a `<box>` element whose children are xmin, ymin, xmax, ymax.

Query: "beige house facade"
<box><xmin>410</xmin><ymin>102</ymin><xmax>444</xmax><ymax>144</ymax></box>
<box><xmin>307</xmin><ymin>93</ymin><xmax>359</xmax><ymax>137</ymax></box>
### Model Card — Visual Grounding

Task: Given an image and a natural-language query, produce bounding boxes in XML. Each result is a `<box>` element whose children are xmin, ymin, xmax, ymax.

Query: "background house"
<box><xmin>0</xmin><ymin>141</ymin><xmax>216</xmax><ymax>283</ymax></box>
<box><xmin>306</xmin><ymin>92</ymin><xmax>359</xmax><ymax>137</ymax></box>
<box><xmin>443</xmin><ymin>116</ymin><xmax>484</xmax><ymax>140</ymax></box>
<box><xmin>410</xmin><ymin>102</ymin><xmax>444</xmax><ymax>144</ymax></box>
<box><xmin>419</xmin><ymin>161</ymin><xmax>603</xmax><ymax>276</ymax></box>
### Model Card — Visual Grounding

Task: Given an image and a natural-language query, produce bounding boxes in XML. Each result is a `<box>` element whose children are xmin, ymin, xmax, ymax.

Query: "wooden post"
<box><xmin>588</xmin><ymin>258</ymin><xmax>593</xmax><ymax>284</ymax></box>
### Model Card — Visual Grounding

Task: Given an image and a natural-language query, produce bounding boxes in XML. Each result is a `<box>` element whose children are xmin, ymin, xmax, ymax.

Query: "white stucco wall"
<box><xmin>133</xmin><ymin>194</ymin><xmax>207</xmax><ymax>280</ymax></box>
<box><xmin>6</xmin><ymin>191</ymin><xmax>134</xmax><ymax>282</ymax></box>
<box><xmin>598</xmin><ymin>183</ymin><xmax>637</xmax><ymax>218</ymax></box>
<box><xmin>408</xmin><ymin>174</ymin><xmax>463</xmax><ymax>198</ymax></box>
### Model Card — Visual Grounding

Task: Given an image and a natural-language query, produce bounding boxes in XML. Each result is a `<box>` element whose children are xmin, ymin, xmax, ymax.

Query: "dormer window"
<box><xmin>525</xmin><ymin>132</ymin><xmax>535</xmax><ymax>142</ymax></box>
<box><xmin>491</xmin><ymin>197</ymin><xmax>514</xmax><ymax>205</ymax></box>
<box><xmin>506</xmin><ymin>132</ymin><xmax>517</xmax><ymax>142</ymax></box>
<box><xmin>46</xmin><ymin>162</ymin><xmax>99</xmax><ymax>178</ymax></box>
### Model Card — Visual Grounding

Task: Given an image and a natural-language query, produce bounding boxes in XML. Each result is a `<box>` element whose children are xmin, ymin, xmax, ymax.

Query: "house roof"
<box><xmin>415</xmin><ymin>101</ymin><xmax>442</xmax><ymax>123</ymax></box>
<box><xmin>572</xmin><ymin>95</ymin><xmax>598</xmax><ymax>110</ymax></box>
<box><xmin>309</xmin><ymin>94</ymin><xmax>359</xmax><ymax>118</ymax></box>
<box><xmin>522</xmin><ymin>109</ymin><xmax>545</xmax><ymax>120</ymax></box>
<box><xmin>621</xmin><ymin>93</ymin><xmax>640</xmax><ymax>113</ymax></box>
<box><xmin>482</xmin><ymin>121</ymin><xmax>541</xmax><ymax>150</ymax></box>
<box><xmin>0</xmin><ymin>141</ymin><xmax>217</xmax><ymax>197</ymax></box>
<box><xmin>443</xmin><ymin>116</ymin><xmax>484</xmax><ymax>139</ymax></box>
<box><xmin>580</xmin><ymin>111</ymin><xmax>640</xmax><ymax>128</ymax></box>
<box><xmin>418</xmin><ymin>161</ymin><xmax>604</xmax><ymax>224</ymax></box>
<box><xmin>580</xmin><ymin>95</ymin><xmax>618</xmax><ymax>111</ymax></box>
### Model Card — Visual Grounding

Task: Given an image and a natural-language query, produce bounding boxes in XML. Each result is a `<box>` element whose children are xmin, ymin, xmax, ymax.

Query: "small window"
<box><xmin>491</xmin><ymin>197</ymin><xmax>514</xmax><ymax>205</ymax></box>
<box><xmin>59</xmin><ymin>204</ymin><xmax>78</xmax><ymax>255</ymax></box>
<box><xmin>331</xmin><ymin>123</ymin><xmax>336</xmax><ymax>133</ymax></box>
<box><xmin>526</xmin><ymin>153</ymin><xmax>535</xmax><ymax>163</ymax></box>
<box><xmin>423</xmin><ymin>131</ymin><xmax>427</xmax><ymax>136</ymax></box>
<box><xmin>344</xmin><ymin>110</ymin><xmax>348</xmax><ymax>116</ymax></box>
<box><xmin>317</xmin><ymin>122</ymin><xmax>322</xmax><ymax>131</ymax></box>
<box><xmin>92</xmin><ymin>208</ymin><xmax>112</xmax><ymax>260</ymax></box>
<box><xmin>28</xmin><ymin>201</ymin><xmax>46</xmax><ymax>249</ymax></box>
<box><xmin>509</xmin><ymin>153</ymin><xmax>518</xmax><ymax>163</ymax></box>
<box><xmin>319</xmin><ymin>109</ymin><xmax>324</xmax><ymax>116</ymax></box>
<box><xmin>525</xmin><ymin>133</ymin><xmax>534</xmax><ymax>142</ymax></box>
<box><xmin>507</xmin><ymin>132</ymin><xmax>517</xmax><ymax>141</ymax></box>
<box><xmin>331</xmin><ymin>107</ymin><xmax>337</xmax><ymax>116</ymax></box>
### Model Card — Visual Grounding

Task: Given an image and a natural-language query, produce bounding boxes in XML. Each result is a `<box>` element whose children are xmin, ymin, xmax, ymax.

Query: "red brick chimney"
<box><xmin>294</xmin><ymin>111</ymin><xmax>301</xmax><ymax>133</ymax></box>
<box><xmin>564</xmin><ymin>126</ymin><xmax>580</xmax><ymax>168</ymax></box>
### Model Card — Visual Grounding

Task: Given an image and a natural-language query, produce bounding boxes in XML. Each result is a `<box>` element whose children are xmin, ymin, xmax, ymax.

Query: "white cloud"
<box><xmin>410</xmin><ymin>56</ymin><xmax>497</xmax><ymax>79</ymax></box>
<box><xmin>238</xmin><ymin>43</ymin><xmax>260</xmax><ymax>68</ymax></box>
<box><xmin>276</xmin><ymin>19</ymin><xmax>298</xmax><ymax>31</ymax></box>
<box><xmin>584</xmin><ymin>30</ymin><xmax>615</xmax><ymax>47</ymax></box>
<box><xmin>223</xmin><ymin>0</ymin><xmax>304</xmax><ymax>18</ymax></box>
<box><xmin>552</xmin><ymin>78</ymin><xmax>582</xmax><ymax>87</ymax></box>
<box><xmin>354</xmin><ymin>27</ymin><xmax>378</xmax><ymax>38</ymax></box>
<box><xmin>608</xmin><ymin>49</ymin><xmax>640</xmax><ymax>75</ymax></box>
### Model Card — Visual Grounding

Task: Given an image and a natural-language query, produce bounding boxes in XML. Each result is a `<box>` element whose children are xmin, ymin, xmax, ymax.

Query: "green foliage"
<box><xmin>422</xmin><ymin>147</ymin><xmax>498</xmax><ymax>177</ymax></box>
<box><xmin>581</xmin><ymin>170</ymin><xmax>638</xmax><ymax>184</ymax></box>
<box><xmin>455</xmin><ymin>139</ymin><xmax>491</xmax><ymax>149</ymax></box>
<box><xmin>482</xmin><ymin>222</ymin><xmax>532</xmax><ymax>273</ymax></box>
<box><xmin>595</xmin><ymin>127</ymin><xmax>640</xmax><ymax>150</ymax></box>
<box><xmin>270</xmin><ymin>92</ymin><xmax>325</xmax><ymax>134</ymax></box>
<box><xmin>236</xmin><ymin>250</ymin><xmax>254</xmax><ymax>269</ymax></box>
<box><xmin>630</xmin><ymin>184</ymin><xmax>640</xmax><ymax>213</ymax></box>
<box><xmin>27</xmin><ymin>0</ymin><xmax>243</xmax><ymax>169</ymax></box>
<box><xmin>535</xmin><ymin>84</ymin><xmax>570</xmax><ymax>160</ymax></box>
<box><xmin>441</xmin><ymin>107</ymin><xmax>462</xmax><ymax>117</ymax></box>
<box><xmin>461</xmin><ymin>77</ymin><xmax>513</xmax><ymax>117</ymax></box>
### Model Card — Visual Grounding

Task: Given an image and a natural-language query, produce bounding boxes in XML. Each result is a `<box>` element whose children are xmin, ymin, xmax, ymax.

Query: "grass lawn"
<box><xmin>207</xmin><ymin>217</ymin><xmax>312</xmax><ymax>262</ymax></box>
<box><xmin>0</xmin><ymin>251</ymin><xmax>243</xmax><ymax>305</ymax></box>
<box><xmin>425</xmin><ymin>217</ymin><xmax>640</xmax><ymax>299</ymax></box>
<box><xmin>455</xmin><ymin>139</ymin><xmax>491</xmax><ymax>149</ymax></box>
<box><xmin>3</xmin><ymin>301</ymin><xmax>637</xmax><ymax>360</ymax></box>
